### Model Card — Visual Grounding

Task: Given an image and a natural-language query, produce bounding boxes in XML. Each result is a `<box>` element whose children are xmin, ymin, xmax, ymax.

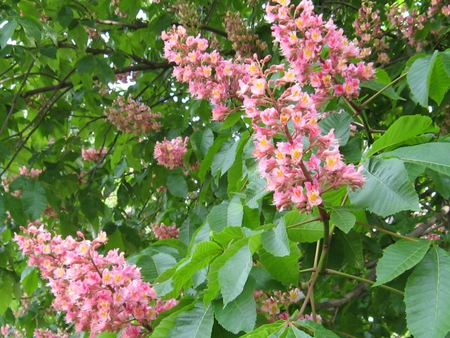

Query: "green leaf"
<box><xmin>219</xmin><ymin>244</ymin><xmax>253</xmax><ymax>306</ymax></box>
<box><xmin>137</xmin><ymin>253</ymin><xmax>177</xmax><ymax>283</ymax></box>
<box><xmin>212</xmin><ymin>138</ymin><xmax>238</xmax><ymax>177</ymax></box>
<box><xmin>297</xmin><ymin>320</ymin><xmax>340</xmax><ymax>338</ymax></box>
<box><xmin>382</xmin><ymin>143</ymin><xmax>450</xmax><ymax>176</ymax></box>
<box><xmin>0</xmin><ymin>276</ymin><xmax>13</xmax><ymax>314</ymax></box>
<box><xmin>172</xmin><ymin>241</ymin><xmax>222</xmax><ymax>290</ymax></box>
<box><xmin>374</xmin><ymin>239</ymin><xmax>430</xmax><ymax>286</ymax></box>
<box><xmin>349</xmin><ymin>157</ymin><xmax>420</xmax><ymax>217</ymax></box>
<box><xmin>21</xmin><ymin>180</ymin><xmax>47</xmax><ymax>221</ymax></box>
<box><xmin>286</xmin><ymin>326</ymin><xmax>313</xmax><ymax>338</ymax></box>
<box><xmin>204</xmin><ymin>239</ymin><xmax>249</xmax><ymax>304</ymax></box>
<box><xmin>168</xmin><ymin>302</ymin><xmax>214</xmax><ymax>338</ymax></box>
<box><xmin>405</xmin><ymin>247</ymin><xmax>450</xmax><ymax>338</ymax></box>
<box><xmin>330</xmin><ymin>209</ymin><xmax>356</xmax><ymax>234</ymax></box>
<box><xmin>167</xmin><ymin>173</ymin><xmax>188</xmax><ymax>198</ymax></box>
<box><xmin>211</xmin><ymin>226</ymin><xmax>246</xmax><ymax>248</ymax></box>
<box><xmin>57</xmin><ymin>6</ymin><xmax>74</xmax><ymax>27</ymax></box>
<box><xmin>259</xmin><ymin>242</ymin><xmax>301</xmax><ymax>285</ymax></box>
<box><xmin>284</xmin><ymin>211</ymin><xmax>323</xmax><ymax>243</ymax></box>
<box><xmin>429</xmin><ymin>53</ymin><xmax>450</xmax><ymax>105</ymax></box>
<box><xmin>4</xmin><ymin>194</ymin><xmax>27</xmax><ymax>226</ymax></box>
<box><xmin>240</xmin><ymin>321</ymin><xmax>286</xmax><ymax>338</ymax></box>
<box><xmin>366</xmin><ymin>115</ymin><xmax>438</xmax><ymax>157</ymax></box>
<box><xmin>360</xmin><ymin>69</ymin><xmax>405</xmax><ymax>101</ymax></box>
<box><xmin>213</xmin><ymin>279</ymin><xmax>256</xmax><ymax>334</ymax></box>
<box><xmin>319</xmin><ymin>111</ymin><xmax>352</xmax><ymax>146</ymax></box>
<box><xmin>191</xmin><ymin>128</ymin><xmax>214</xmax><ymax>159</ymax></box>
<box><xmin>151</xmin><ymin>302</ymin><xmax>195</xmax><ymax>338</ymax></box>
<box><xmin>427</xmin><ymin>169</ymin><xmax>450</xmax><ymax>199</ymax></box>
<box><xmin>20</xmin><ymin>266</ymin><xmax>40</xmax><ymax>296</ymax></box>
<box><xmin>334</xmin><ymin>230</ymin><xmax>364</xmax><ymax>270</ymax></box>
<box><xmin>0</xmin><ymin>20</ymin><xmax>17</xmax><ymax>48</ymax></box>
<box><xmin>207</xmin><ymin>197</ymin><xmax>243</xmax><ymax>232</ymax></box>
<box><xmin>0</xmin><ymin>194</ymin><xmax>6</xmax><ymax>225</ymax></box>
<box><xmin>407</xmin><ymin>51</ymin><xmax>438</xmax><ymax>107</ymax></box>
<box><xmin>262</xmin><ymin>222</ymin><xmax>290</xmax><ymax>257</ymax></box>
<box><xmin>17</xmin><ymin>18</ymin><xmax>41</xmax><ymax>44</ymax></box>
<box><xmin>199</xmin><ymin>133</ymin><xmax>231</xmax><ymax>181</ymax></box>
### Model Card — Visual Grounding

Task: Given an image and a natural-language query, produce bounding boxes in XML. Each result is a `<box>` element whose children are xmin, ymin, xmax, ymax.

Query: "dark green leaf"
<box><xmin>0</xmin><ymin>20</ymin><xmax>18</xmax><ymax>48</ymax></box>
<box><xmin>167</xmin><ymin>173</ymin><xmax>188</xmax><ymax>198</ymax></box>
<box><xmin>262</xmin><ymin>222</ymin><xmax>290</xmax><ymax>257</ymax></box>
<box><xmin>330</xmin><ymin>209</ymin><xmax>356</xmax><ymax>234</ymax></box>
<box><xmin>57</xmin><ymin>6</ymin><xmax>74</xmax><ymax>28</ymax></box>
<box><xmin>21</xmin><ymin>180</ymin><xmax>47</xmax><ymax>221</ymax></box>
<box><xmin>259</xmin><ymin>242</ymin><xmax>301</xmax><ymax>285</ymax></box>
<box><xmin>407</xmin><ymin>51</ymin><xmax>438</xmax><ymax>107</ymax></box>
<box><xmin>374</xmin><ymin>239</ymin><xmax>430</xmax><ymax>286</ymax></box>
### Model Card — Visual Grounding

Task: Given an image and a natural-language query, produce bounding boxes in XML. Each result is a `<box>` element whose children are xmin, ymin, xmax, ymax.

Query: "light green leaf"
<box><xmin>204</xmin><ymin>239</ymin><xmax>249</xmax><ymax>304</ymax></box>
<box><xmin>259</xmin><ymin>242</ymin><xmax>301</xmax><ymax>285</ymax></box>
<box><xmin>168</xmin><ymin>302</ymin><xmax>214</xmax><ymax>338</ymax></box>
<box><xmin>137</xmin><ymin>253</ymin><xmax>177</xmax><ymax>283</ymax></box>
<box><xmin>167</xmin><ymin>173</ymin><xmax>188</xmax><ymax>198</ymax></box>
<box><xmin>366</xmin><ymin>115</ymin><xmax>438</xmax><ymax>157</ymax></box>
<box><xmin>349</xmin><ymin>157</ymin><xmax>420</xmax><ymax>217</ymax></box>
<box><xmin>407</xmin><ymin>51</ymin><xmax>438</xmax><ymax>107</ymax></box>
<box><xmin>207</xmin><ymin>197</ymin><xmax>243</xmax><ymax>232</ymax></box>
<box><xmin>191</xmin><ymin>128</ymin><xmax>214</xmax><ymax>159</ymax></box>
<box><xmin>20</xmin><ymin>266</ymin><xmax>40</xmax><ymax>296</ymax></box>
<box><xmin>172</xmin><ymin>241</ymin><xmax>222</xmax><ymax>290</ymax></box>
<box><xmin>211</xmin><ymin>226</ymin><xmax>246</xmax><ymax>248</ymax></box>
<box><xmin>213</xmin><ymin>279</ymin><xmax>256</xmax><ymax>333</ymax></box>
<box><xmin>286</xmin><ymin>326</ymin><xmax>313</xmax><ymax>338</ymax></box>
<box><xmin>374</xmin><ymin>239</ymin><xmax>430</xmax><ymax>286</ymax></box>
<box><xmin>0</xmin><ymin>20</ymin><xmax>17</xmax><ymax>48</ymax></box>
<box><xmin>330</xmin><ymin>209</ymin><xmax>356</xmax><ymax>234</ymax></box>
<box><xmin>199</xmin><ymin>133</ymin><xmax>231</xmax><ymax>181</ymax></box>
<box><xmin>382</xmin><ymin>143</ymin><xmax>450</xmax><ymax>176</ymax></box>
<box><xmin>298</xmin><ymin>320</ymin><xmax>340</xmax><ymax>338</ymax></box>
<box><xmin>219</xmin><ymin>244</ymin><xmax>253</xmax><ymax>306</ymax></box>
<box><xmin>405</xmin><ymin>247</ymin><xmax>450</xmax><ymax>338</ymax></box>
<box><xmin>21</xmin><ymin>180</ymin><xmax>47</xmax><ymax>221</ymax></box>
<box><xmin>429</xmin><ymin>53</ymin><xmax>450</xmax><ymax>105</ymax></box>
<box><xmin>262</xmin><ymin>222</ymin><xmax>290</xmax><ymax>257</ymax></box>
<box><xmin>151</xmin><ymin>303</ymin><xmax>195</xmax><ymax>338</ymax></box>
<box><xmin>0</xmin><ymin>276</ymin><xmax>13</xmax><ymax>314</ymax></box>
<box><xmin>284</xmin><ymin>211</ymin><xmax>323</xmax><ymax>243</ymax></box>
<box><xmin>211</xmin><ymin>138</ymin><xmax>238</xmax><ymax>177</ymax></box>
<box><xmin>240</xmin><ymin>321</ymin><xmax>286</xmax><ymax>338</ymax></box>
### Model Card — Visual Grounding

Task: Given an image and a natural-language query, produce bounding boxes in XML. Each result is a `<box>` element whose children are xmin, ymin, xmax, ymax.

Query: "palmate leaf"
<box><xmin>382</xmin><ymin>142</ymin><xmax>450</xmax><ymax>176</ymax></box>
<box><xmin>168</xmin><ymin>302</ymin><xmax>214</xmax><ymax>338</ymax></box>
<box><xmin>374</xmin><ymin>239</ymin><xmax>430</xmax><ymax>286</ymax></box>
<box><xmin>405</xmin><ymin>247</ymin><xmax>450</xmax><ymax>338</ymax></box>
<box><xmin>349</xmin><ymin>157</ymin><xmax>420</xmax><ymax>217</ymax></box>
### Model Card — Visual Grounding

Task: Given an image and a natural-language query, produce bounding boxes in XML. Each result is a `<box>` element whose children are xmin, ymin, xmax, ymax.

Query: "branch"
<box><xmin>407</xmin><ymin>206</ymin><xmax>450</xmax><ymax>238</ymax></box>
<box><xmin>0</xmin><ymin>60</ymin><xmax>35</xmax><ymax>136</ymax></box>
<box><xmin>21</xmin><ymin>63</ymin><xmax>172</xmax><ymax>98</ymax></box>
<box><xmin>323</xmin><ymin>1</ymin><xmax>359</xmax><ymax>10</ymax></box>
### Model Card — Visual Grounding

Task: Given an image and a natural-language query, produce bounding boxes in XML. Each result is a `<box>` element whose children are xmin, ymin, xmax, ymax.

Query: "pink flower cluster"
<box><xmin>238</xmin><ymin>0</ymin><xmax>369</xmax><ymax>210</ymax></box>
<box><xmin>162</xmin><ymin>25</ymin><xmax>247</xmax><ymax>121</ymax></box>
<box><xmin>154</xmin><ymin>136</ymin><xmax>189</xmax><ymax>170</ymax></box>
<box><xmin>105</xmin><ymin>95</ymin><xmax>161</xmax><ymax>136</ymax></box>
<box><xmin>150</xmin><ymin>222</ymin><xmax>180</xmax><ymax>239</ymax></box>
<box><xmin>354</xmin><ymin>0</ymin><xmax>450</xmax><ymax>63</ymax></box>
<box><xmin>254</xmin><ymin>287</ymin><xmax>321</xmax><ymax>323</ymax></box>
<box><xmin>266</xmin><ymin>0</ymin><xmax>374</xmax><ymax>104</ymax></box>
<box><xmin>19</xmin><ymin>166</ymin><xmax>43</xmax><ymax>178</ymax></box>
<box><xmin>14</xmin><ymin>223</ymin><xmax>178</xmax><ymax>337</ymax></box>
<box><xmin>224</xmin><ymin>11</ymin><xmax>267</xmax><ymax>58</ymax></box>
<box><xmin>81</xmin><ymin>147</ymin><xmax>108</xmax><ymax>161</ymax></box>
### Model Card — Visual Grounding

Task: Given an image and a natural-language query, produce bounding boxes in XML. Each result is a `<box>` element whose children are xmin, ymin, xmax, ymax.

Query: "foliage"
<box><xmin>0</xmin><ymin>0</ymin><xmax>450</xmax><ymax>337</ymax></box>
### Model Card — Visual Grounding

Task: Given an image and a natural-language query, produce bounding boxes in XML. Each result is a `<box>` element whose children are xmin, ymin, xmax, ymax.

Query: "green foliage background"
<box><xmin>1</xmin><ymin>0</ymin><xmax>450</xmax><ymax>336</ymax></box>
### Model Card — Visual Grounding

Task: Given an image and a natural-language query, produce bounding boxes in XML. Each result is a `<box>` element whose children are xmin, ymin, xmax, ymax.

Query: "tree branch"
<box><xmin>407</xmin><ymin>206</ymin><xmax>450</xmax><ymax>238</ymax></box>
<box><xmin>21</xmin><ymin>63</ymin><xmax>172</xmax><ymax>98</ymax></box>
